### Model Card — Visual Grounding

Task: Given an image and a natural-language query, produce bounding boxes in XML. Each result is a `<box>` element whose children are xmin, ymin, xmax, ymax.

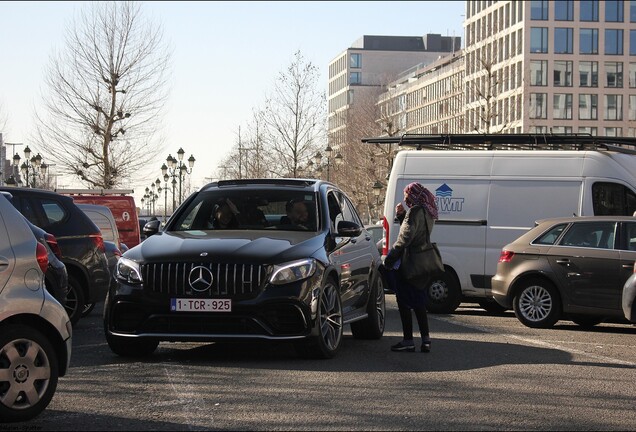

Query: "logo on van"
<box><xmin>435</xmin><ymin>183</ymin><xmax>464</xmax><ymax>213</ymax></box>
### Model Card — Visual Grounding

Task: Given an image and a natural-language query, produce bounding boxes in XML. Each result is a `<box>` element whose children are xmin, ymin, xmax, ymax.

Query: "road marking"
<box><xmin>432</xmin><ymin>315</ymin><xmax>636</xmax><ymax>367</ymax></box>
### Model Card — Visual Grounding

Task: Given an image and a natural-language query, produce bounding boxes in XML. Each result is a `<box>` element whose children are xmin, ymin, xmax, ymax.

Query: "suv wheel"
<box><xmin>296</xmin><ymin>279</ymin><xmax>343</xmax><ymax>359</ymax></box>
<box><xmin>0</xmin><ymin>324</ymin><xmax>59</xmax><ymax>423</ymax></box>
<box><xmin>64</xmin><ymin>276</ymin><xmax>85</xmax><ymax>326</ymax></box>
<box><xmin>513</xmin><ymin>279</ymin><xmax>561</xmax><ymax>328</ymax></box>
<box><xmin>425</xmin><ymin>271</ymin><xmax>462</xmax><ymax>314</ymax></box>
<box><xmin>351</xmin><ymin>273</ymin><xmax>386</xmax><ymax>339</ymax></box>
<box><xmin>81</xmin><ymin>303</ymin><xmax>96</xmax><ymax>318</ymax></box>
<box><xmin>105</xmin><ymin>333</ymin><xmax>159</xmax><ymax>358</ymax></box>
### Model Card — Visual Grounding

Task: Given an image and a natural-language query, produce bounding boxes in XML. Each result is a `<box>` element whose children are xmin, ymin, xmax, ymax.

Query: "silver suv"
<box><xmin>0</xmin><ymin>194</ymin><xmax>72</xmax><ymax>422</ymax></box>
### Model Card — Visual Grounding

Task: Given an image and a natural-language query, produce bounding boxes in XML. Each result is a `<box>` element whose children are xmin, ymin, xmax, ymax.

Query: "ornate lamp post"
<box><xmin>161</xmin><ymin>148</ymin><xmax>195</xmax><ymax>212</ymax></box>
<box><xmin>17</xmin><ymin>146</ymin><xmax>48</xmax><ymax>188</ymax></box>
<box><xmin>313</xmin><ymin>145</ymin><xmax>343</xmax><ymax>181</ymax></box>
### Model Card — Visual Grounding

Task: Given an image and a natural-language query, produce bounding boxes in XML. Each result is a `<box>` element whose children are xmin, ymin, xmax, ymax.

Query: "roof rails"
<box><xmin>210</xmin><ymin>179</ymin><xmax>318</xmax><ymax>189</ymax></box>
<box><xmin>55</xmin><ymin>188</ymin><xmax>135</xmax><ymax>195</ymax></box>
<box><xmin>362</xmin><ymin>133</ymin><xmax>636</xmax><ymax>154</ymax></box>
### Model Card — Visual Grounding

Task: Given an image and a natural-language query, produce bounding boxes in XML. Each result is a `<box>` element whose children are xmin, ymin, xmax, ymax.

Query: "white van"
<box><xmin>367</xmin><ymin>134</ymin><xmax>636</xmax><ymax>314</ymax></box>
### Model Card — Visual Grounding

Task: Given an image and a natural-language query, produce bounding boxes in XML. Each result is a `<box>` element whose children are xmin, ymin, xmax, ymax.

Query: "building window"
<box><xmin>347</xmin><ymin>90</ymin><xmax>354</xmax><ymax>105</ymax></box>
<box><xmin>579</xmin><ymin>126</ymin><xmax>598</xmax><ymax>135</ymax></box>
<box><xmin>631</xmin><ymin>30</ymin><xmax>636</xmax><ymax>55</ymax></box>
<box><xmin>531</xmin><ymin>28</ymin><xmax>548</xmax><ymax>53</ymax></box>
<box><xmin>605</xmin><ymin>61</ymin><xmax>624</xmax><ymax>87</ymax></box>
<box><xmin>605</xmin><ymin>29</ymin><xmax>624</xmax><ymax>55</ymax></box>
<box><xmin>605</xmin><ymin>127</ymin><xmax>623</xmax><ymax>136</ymax></box>
<box><xmin>605</xmin><ymin>94</ymin><xmax>623</xmax><ymax>120</ymax></box>
<box><xmin>530</xmin><ymin>60</ymin><xmax>548</xmax><ymax>85</ymax></box>
<box><xmin>580</xmin><ymin>28</ymin><xmax>599</xmax><ymax>54</ymax></box>
<box><xmin>530</xmin><ymin>126</ymin><xmax>549</xmax><ymax>133</ymax></box>
<box><xmin>578</xmin><ymin>94</ymin><xmax>598</xmax><ymax>119</ymax></box>
<box><xmin>629</xmin><ymin>95</ymin><xmax>636</xmax><ymax>120</ymax></box>
<box><xmin>579</xmin><ymin>61</ymin><xmax>599</xmax><ymax>87</ymax></box>
<box><xmin>552</xmin><ymin>126</ymin><xmax>573</xmax><ymax>134</ymax></box>
<box><xmin>554</xmin><ymin>61</ymin><xmax>573</xmax><ymax>86</ymax></box>
<box><xmin>350</xmin><ymin>53</ymin><xmax>361</xmax><ymax>69</ymax></box>
<box><xmin>553</xmin><ymin>93</ymin><xmax>573</xmax><ymax>119</ymax></box>
<box><xmin>555</xmin><ymin>0</ymin><xmax>574</xmax><ymax>20</ymax></box>
<box><xmin>631</xmin><ymin>0</ymin><xmax>636</xmax><ymax>21</ymax></box>
<box><xmin>580</xmin><ymin>0</ymin><xmax>599</xmax><ymax>21</ymax></box>
<box><xmin>605</xmin><ymin>0</ymin><xmax>624</xmax><ymax>22</ymax></box>
<box><xmin>630</xmin><ymin>63</ymin><xmax>636</xmax><ymax>87</ymax></box>
<box><xmin>349</xmin><ymin>72</ymin><xmax>361</xmax><ymax>85</ymax></box>
<box><xmin>555</xmin><ymin>28</ymin><xmax>574</xmax><ymax>54</ymax></box>
<box><xmin>530</xmin><ymin>93</ymin><xmax>548</xmax><ymax>119</ymax></box>
<box><xmin>531</xmin><ymin>0</ymin><xmax>549</xmax><ymax>20</ymax></box>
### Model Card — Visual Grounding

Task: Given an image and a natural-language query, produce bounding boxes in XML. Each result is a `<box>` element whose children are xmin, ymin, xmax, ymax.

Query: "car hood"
<box><xmin>124</xmin><ymin>230</ymin><xmax>326</xmax><ymax>264</ymax></box>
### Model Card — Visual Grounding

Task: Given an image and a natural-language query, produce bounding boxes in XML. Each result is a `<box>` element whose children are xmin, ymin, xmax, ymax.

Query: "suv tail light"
<box><xmin>89</xmin><ymin>233</ymin><xmax>105</xmax><ymax>253</ymax></box>
<box><xmin>498</xmin><ymin>250</ymin><xmax>515</xmax><ymax>263</ymax></box>
<box><xmin>36</xmin><ymin>242</ymin><xmax>49</xmax><ymax>273</ymax></box>
<box><xmin>44</xmin><ymin>232</ymin><xmax>62</xmax><ymax>259</ymax></box>
<box><xmin>381</xmin><ymin>216</ymin><xmax>389</xmax><ymax>256</ymax></box>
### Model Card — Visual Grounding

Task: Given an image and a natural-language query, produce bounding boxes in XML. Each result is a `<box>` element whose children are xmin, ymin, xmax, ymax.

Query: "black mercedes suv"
<box><xmin>104</xmin><ymin>179</ymin><xmax>386</xmax><ymax>359</ymax></box>
<box><xmin>0</xmin><ymin>187</ymin><xmax>110</xmax><ymax>325</ymax></box>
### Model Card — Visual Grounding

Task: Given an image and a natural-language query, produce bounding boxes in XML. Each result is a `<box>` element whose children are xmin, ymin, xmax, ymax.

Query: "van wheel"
<box><xmin>351</xmin><ymin>273</ymin><xmax>386</xmax><ymax>339</ymax></box>
<box><xmin>64</xmin><ymin>276</ymin><xmax>85</xmax><ymax>326</ymax></box>
<box><xmin>0</xmin><ymin>324</ymin><xmax>59</xmax><ymax>422</ymax></box>
<box><xmin>513</xmin><ymin>279</ymin><xmax>561</xmax><ymax>328</ymax></box>
<box><xmin>425</xmin><ymin>271</ymin><xmax>461</xmax><ymax>314</ymax></box>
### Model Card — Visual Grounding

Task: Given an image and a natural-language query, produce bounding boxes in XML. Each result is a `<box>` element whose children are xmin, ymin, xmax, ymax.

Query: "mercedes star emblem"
<box><xmin>188</xmin><ymin>266</ymin><xmax>214</xmax><ymax>292</ymax></box>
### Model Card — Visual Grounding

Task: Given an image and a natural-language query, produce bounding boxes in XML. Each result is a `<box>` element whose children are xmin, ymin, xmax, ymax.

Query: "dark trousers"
<box><xmin>386</xmin><ymin>269</ymin><xmax>430</xmax><ymax>340</ymax></box>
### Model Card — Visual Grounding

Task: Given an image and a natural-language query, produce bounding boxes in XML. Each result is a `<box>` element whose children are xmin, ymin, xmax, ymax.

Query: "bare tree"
<box><xmin>262</xmin><ymin>51</ymin><xmax>325</xmax><ymax>178</ymax></box>
<box><xmin>34</xmin><ymin>1</ymin><xmax>171</xmax><ymax>188</ymax></box>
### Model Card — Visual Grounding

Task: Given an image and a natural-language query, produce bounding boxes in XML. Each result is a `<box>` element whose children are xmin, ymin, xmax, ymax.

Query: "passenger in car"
<box><xmin>211</xmin><ymin>199</ymin><xmax>240</xmax><ymax>229</ymax></box>
<box><xmin>282</xmin><ymin>199</ymin><xmax>310</xmax><ymax>230</ymax></box>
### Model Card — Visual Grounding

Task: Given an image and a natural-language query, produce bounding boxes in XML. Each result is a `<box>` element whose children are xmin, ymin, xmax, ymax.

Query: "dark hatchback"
<box><xmin>0</xmin><ymin>187</ymin><xmax>110</xmax><ymax>325</ymax></box>
<box><xmin>105</xmin><ymin>179</ymin><xmax>386</xmax><ymax>359</ymax></box>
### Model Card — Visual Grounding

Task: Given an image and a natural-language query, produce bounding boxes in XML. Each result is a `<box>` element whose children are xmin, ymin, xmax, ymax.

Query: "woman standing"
<box><xmin>383</xmin><ymin>182</ymin><xmax>439</xmax><ymax>353</ymax></box>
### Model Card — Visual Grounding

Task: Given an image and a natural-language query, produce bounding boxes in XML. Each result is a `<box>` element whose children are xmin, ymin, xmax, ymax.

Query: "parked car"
<box><xmin>105</xmin><ymin>179</ymin><xmax>386</xmax><ymax>359</ymax></box>
<box><xmin>0</xmin><ymin>187</ymin><xmax>110</xmax><ymax>326</ymax></box>
<box><xmin>364</xmin><ymin>223</ymin><xmax>384</xmax><ymax>254</ymax></box>
<box><xmin>492</xmin><ymin>216</ymin><xmax>636</xmax><ymax>329</ymax></box>
<box><xmin>0</xmin><ymin>192</ymin><xmax>72</xmax><ymax>422</ymax></box>
<box><xmin>622</xmin><ymin>261</ymin><xmax>636</xmax><ymax>323</ymax></box>
<box><xmin>0</xmin><ymin>191</ymin><xmax>68</xmax><ymax>306</ymax></box>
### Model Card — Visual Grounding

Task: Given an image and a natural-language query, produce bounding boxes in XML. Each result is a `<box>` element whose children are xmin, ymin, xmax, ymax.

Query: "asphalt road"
<box><xmin>9</xmin><ymin>296</ymin><xmax>636</xmax><ymax>431</ymax></box>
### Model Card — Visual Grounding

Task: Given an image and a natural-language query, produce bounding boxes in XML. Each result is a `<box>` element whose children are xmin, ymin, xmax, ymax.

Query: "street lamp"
<box><xmin>313</xmin><ymin>146</ymin><xmax>343</xmax><ymax>181</ymax></box>
<box><xmin>17</xmin><ymin>146</ymin><xmax>48</xmax><ymax>188</ymax></box>
<box><xmin>161</xmin><ymin>148</ymin><xmax>195</xmax><ymax>212</ymax></box>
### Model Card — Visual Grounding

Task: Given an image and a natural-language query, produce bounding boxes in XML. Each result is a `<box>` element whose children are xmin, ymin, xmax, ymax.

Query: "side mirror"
<box><xmin>143</xmin><ymin>219</ymin><xmax>161</xmax><ymax>237</ymax></box>
<box><xmin>337</xmin><ymin>220</ymin><xmax>362</xmax><ymax>237</ymax></box>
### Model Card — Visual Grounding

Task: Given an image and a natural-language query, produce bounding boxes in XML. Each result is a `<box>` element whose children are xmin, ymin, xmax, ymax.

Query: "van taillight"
<box><xmin>382</xmin><ymin>216</ymin><xmax>389</xmax><ymax>256</ymax></box>
<box><xmin>90</xmin><ymin>233</ymin><xmax>105</xmax><ymax>253</ymax></box>
<box><xmin>36</xmin><ymin>242</ymin><xmax>49</xmax><ymax>273</ymax></box>
<box><xmin>44</xmin><ymin>233</ymin><xmax>62</xmax><ymax>259</ymax></box>
<box><xmin>499</xmin><ymin>250</ymin><xmax>515</xmax><ymax>263</ymax></box>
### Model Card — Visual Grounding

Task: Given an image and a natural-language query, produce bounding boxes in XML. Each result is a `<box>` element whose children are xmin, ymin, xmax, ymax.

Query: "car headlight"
<box><xmin>269</xmin><ymin>259</ymin><xmax>317</xmax><ymax>285</ymax></box>
<box><xmin>116</xmin><ymin>257</ymin><xmax>143</xmax><ymax>284</ymax></box>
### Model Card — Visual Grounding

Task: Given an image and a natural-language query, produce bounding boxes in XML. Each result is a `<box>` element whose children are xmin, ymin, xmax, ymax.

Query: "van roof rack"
<box><xmin>55</xmin><ymin>188</ymin><xmax>135</xmax><ymax>195</ymax></box>
<box><xmin>362</xmin><ymin>133</ymin><xmax>636</xmax><ymax>154</ymax></box>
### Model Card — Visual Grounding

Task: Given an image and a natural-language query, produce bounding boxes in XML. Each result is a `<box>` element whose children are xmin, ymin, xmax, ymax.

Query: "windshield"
<box><xmin>169</xmin><ymin>189</ymin><xmax>319</xmax><ymax>232</ymax></box>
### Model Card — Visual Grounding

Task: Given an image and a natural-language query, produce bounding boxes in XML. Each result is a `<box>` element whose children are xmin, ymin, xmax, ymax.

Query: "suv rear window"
<box><xmin>41</xmin><ymin>200</ymin><xmax>67</xmax><ymax>225</ymax></box>
<box><xmin>533</xmin><ymin>223</ymin><xmax>568</xmax><ymax>245</ymax></box>
<box><xmin>559</xmin><ymin>222</ymin><xmax>616</xmax><ymax>249</ymax></box>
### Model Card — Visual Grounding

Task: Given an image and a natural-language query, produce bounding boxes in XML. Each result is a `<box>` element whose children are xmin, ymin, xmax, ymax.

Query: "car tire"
<box><xmin>478</xmin><ymin>299</ymin><xmax>508</xmax><ymax>315</ymax></box>
<box><xmin>570</xmin><ymin>315</ymin><xmax>604</xmax><ymax>328</ymax></box>
<box><xmin>105</xmin><ymin>333</ymin><xmax>159</xmax><ymax>358</ymax></box>
<box><xmin>81</xmin><ymin>303</ymin><xmax>95</xmax><ymax>318</ymax></box>
<box><xmin>351</xmin><ymin>273</ymin><xmax>386</xmax><ymax>339</ymax></box>
<box><xmin>513</xmin><ymin>278</ymin><xmax>561</xmax><ymax>329</ymax></box>
<box><xmin>296</xmin><ymin>279</ymin><xmax>343</xmax><ymax>359</ymax></box>
<box><xmin>0</xmin><ymin>324</ymin><xmax>59</xmax><ymax>423</ymax></box>
<box><xmin>425</xmin><ymin>270</ymin><xmax>462</xmax><ymax>314</ymax></box>
<box><xmin>64</xmin><ymin>275</ymin><xmax>85</xmax><ymax>326</ymax></box>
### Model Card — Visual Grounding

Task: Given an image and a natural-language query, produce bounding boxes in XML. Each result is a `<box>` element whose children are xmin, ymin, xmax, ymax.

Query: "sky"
<box><xmin>0</xmin><ymin>0</ymin><xmax>465</xmax><ymax>204</ymax></box>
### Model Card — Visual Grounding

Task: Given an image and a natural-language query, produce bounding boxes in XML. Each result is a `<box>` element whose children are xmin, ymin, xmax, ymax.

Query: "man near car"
<box><xmin>285</xmin><ymin>199</ymin><xmax>310</xmax><ymax>229</ymax></box>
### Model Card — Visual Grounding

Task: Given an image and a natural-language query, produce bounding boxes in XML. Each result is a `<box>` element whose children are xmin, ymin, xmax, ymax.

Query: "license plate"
<box><xmin>170</xmin><ymin>298</ymin><xmax>231</xmax><ymax>312</ymax></box>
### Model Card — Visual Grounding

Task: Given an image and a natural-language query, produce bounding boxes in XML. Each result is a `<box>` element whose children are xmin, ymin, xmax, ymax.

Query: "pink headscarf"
<box><xmin>404</xmin><ymin>182</ymin><xmax>438</xmax><ymax>220</ymax></box>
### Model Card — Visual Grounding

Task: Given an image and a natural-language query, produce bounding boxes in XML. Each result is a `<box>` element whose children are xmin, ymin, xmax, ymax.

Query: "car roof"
<box><xmin>199</xmin><ymin>178</ymin><xmax>332</xmax><ymax>193</ymax></box>
<box><xmin>535</xmin><ymin>215</ymin><xmax>636</xmax><ymax>225</ymax></box>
